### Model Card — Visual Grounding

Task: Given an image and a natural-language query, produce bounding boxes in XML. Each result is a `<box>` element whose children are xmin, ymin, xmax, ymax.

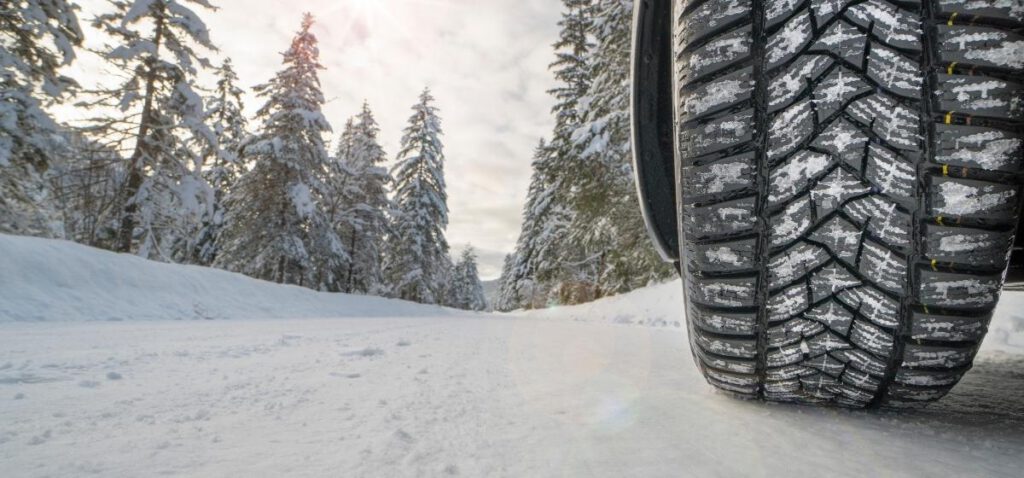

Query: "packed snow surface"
<box><xmin>2</xmin><ymin>235</ymin><xmax>1024</xmax><ymax>477</ymax></box>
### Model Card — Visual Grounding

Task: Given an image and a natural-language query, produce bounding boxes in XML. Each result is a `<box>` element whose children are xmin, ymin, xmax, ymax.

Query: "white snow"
<box><xmin>2</xmin><ymin>235</ymin><xmax>1024</xmax><ymax>476</ymax></box>
<box><xmin>937</xmin><ymin>181</ymin><xmax>1016</xmax><ymax>216</ymax></box>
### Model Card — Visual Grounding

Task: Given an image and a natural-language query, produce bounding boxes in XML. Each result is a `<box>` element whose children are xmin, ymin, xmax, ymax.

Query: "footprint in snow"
<box><xmin>344</xmin><ymin>347</ymin><xmax>384</xmax><ymax>358</ymax></box>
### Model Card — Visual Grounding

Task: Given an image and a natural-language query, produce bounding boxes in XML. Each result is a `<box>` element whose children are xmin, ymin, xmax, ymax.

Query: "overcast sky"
<box><xmin>64</xmin><ymin>0</ymin><xmax>563</xmax><ymax>279</ymax></box>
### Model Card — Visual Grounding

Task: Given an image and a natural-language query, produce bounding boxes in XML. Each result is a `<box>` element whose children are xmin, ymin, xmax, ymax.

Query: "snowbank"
<box><xmin>0</xmin><ymin>234</ymin><xmax>461</xmax><ymax>322</ymax></box>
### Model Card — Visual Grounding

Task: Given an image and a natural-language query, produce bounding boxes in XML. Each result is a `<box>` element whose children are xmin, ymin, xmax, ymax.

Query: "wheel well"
<box><xmin>631</xmin><ymin>0</ymin><xmax>678</xmax><ymax>264</ymax></box>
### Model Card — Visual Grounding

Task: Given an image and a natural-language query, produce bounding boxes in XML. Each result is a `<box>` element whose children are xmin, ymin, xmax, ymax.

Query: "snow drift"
<box><xmin>0</xmin><ymin>234</ymin><xmax>461</xmax><ymax>322</ymax></box>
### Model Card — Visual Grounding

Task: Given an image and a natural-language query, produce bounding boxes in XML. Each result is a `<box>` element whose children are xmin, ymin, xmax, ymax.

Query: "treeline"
<box><xmin>0</xmin><ymin>1</ymin><xmax>486</xmax><ymax>311</ymax></box>
<box><xmin>495</xmin><ymin>0</ymin><xmax>674</xmax><ymax>311</ymax></box>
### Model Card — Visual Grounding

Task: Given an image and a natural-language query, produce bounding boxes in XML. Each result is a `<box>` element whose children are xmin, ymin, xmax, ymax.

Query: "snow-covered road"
<box><xmin>2</xmin><ymin>236</ymin><xmax>1024</xmax><ymax>477</ymax></box>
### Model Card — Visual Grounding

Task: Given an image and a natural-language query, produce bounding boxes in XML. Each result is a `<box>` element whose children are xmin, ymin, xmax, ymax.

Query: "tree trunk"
<box><xmin>345</xmin><ymin>231</ymin><xmax>356</xmax><ymax>293</ymax></box>
<box><xmin>116</xmin><ymin>9</ymin><xmax>166</xmax><ymax>252</ymax></box>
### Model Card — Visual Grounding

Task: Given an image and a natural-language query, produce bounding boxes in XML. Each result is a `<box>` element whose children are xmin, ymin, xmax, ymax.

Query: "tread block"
<box><xmin>769</xmin><ymin>151</ymin><xmax>834</xmax><ymax>207</ymax></box>
<box><xmin>902</xmin><ymin>343</ymin><xmax>977</xmax><ymax>368</ymax></box>
<box><xmin>848</xmin><ymin>94</ymin><xmax>922</xmax><ymax>150</ymax></box>
<box><xmin>810</xmin><ymin>216</ymin><xmax>862</xmax><ymax>266</ymax></box>
<box><xmin>833</xmin><ymin>348</ymin><xmax>888</xmax><ymax>376</ymax></box>
<box><xmin>924</xmin><ymin>224</ymin><xmax>1015</xmax><ymax>269</ymax></box>
<box><xmin>858</xmin><ymin>240</ymin><xmax>907</xmax><ymax>294</ymax></box>
<box><xmin>683</xmin><ymin>196</ymin><xmax>757</xmax><ymax>238</ymax></box>
<box><xmin>694</xmin><ymin>329</ymin><xmax>758</xmax><ymax>359</ymax></box>
<box><xmin>688</xmin><ymin>275</ymin><xmax>758</xmax><ymax>307</ymax></box>
<box><xmin>844</xmin><ymin>195</ymin><xmax>912</xmax><ymax>249</ymax></box>
<box><xmin>767</xmin><ymin>342</ymin><xmax>804</xmax><ymax>368</ymax></box>
<box><xmin>679</xmin><ymin>26</ymin><xmax>753</xmax><ymax>82</ymax></box>
<box><xmin>937</xmin><ymin>0</ymin><xmax>1024</xmax><ymax>23</ymax></box>
<box><xmin>939</xmin><ymin>26</ymin><xmax>1024</xmax><ymax>70</ymax></box>
<box><xmin>805</xmin><ymin>300</ymin><xmax>855</xmax><ymax>335</ymax></box>
<box><xmin>935</xmin><ymin>124</ymin><xmax>1023</xmax><ymax>173</ymax></box>
<box><xmin>768</xmin><ymin>242</ymin><xmax>831</xmax><ymax>289</ymax></box>
<box><xmin>679</xmin><ymin>109</ymin><xmax>754</xmax><ymax>158</ymax></box>
<box><xmin>706</xmin><ymin>371</ymin><xmax>760</xmax><ymax>394</ymax></box>
<box><xmin>766</xmin><ymin>364</ymin><xmax>811</xmax><ymax>381</ymax></box>
<box><xmin>764</xmin><ymin>377</ymin><xmax>801</xmax><ymax>393</ymax></box>
<box><xmin>679</xmin><ymin>0</ymin><xmax>752</xmax><ymax>48</ymax></box>
<box><xmin>813</xmin><ymin>66</ymin><xmax>873</xmax><ymax>119</ymax></box>
<box><xmin>845</xmin><ymin>0</ymin><xmax>922</xmax><ymax>51</ymax></box>
<box><xmin>838</xmin><ymin>285</ymin><xmax>900</xmax><ymax>328</ymax></box>
<box><xmin>811</xmin><ymin>167</ymin><xmax>872</xmax><ymax>217</ymax></box>
<box><xmin>806</xmin><ymin>331</ymin><xmax>853</xmax><ymax>356</ymax></box>
<box><xmin>765</xmin><ymin>0</ymin><xmax>801</xmax><ymax>28</ymax></box>
<box><xmin>690</xmin><ymin>304</ymin><xmax>758</xmax><ymax>335</ymax></box>
<box><xmin>768</xmin><ymin>99</ymin><xmax>815</xmax><ymax>161</ymax></box>
<box><xmin>810</xmin><ymin>20</ymin><xmax>868</xmax><ymax>68</ymax></box>
<box><xmin>770</xmin><ymin>196</ymin><xmax>813</xmax><ymax>247</ymax></box>
<box><xmin>768</xmin><ymin>318</ymin><xmax>826</xmax><ymax>348</ymax></box>
<box><xmin>910</xmin><ymin>309</ymin><xmax>992</xmax><ymax>342</ymax></box>
<box><xmin>687</xmin><ymin>237</ymin><xmax>758</xmax><ymax>272</ymax></box>
<box><xmin>812</xmin><ymin>119</ymin><xmax>870</xmax><ymax>165</ymax></box>
<box><xmin>767</xmin><ymin>283</ymin><xmax>810</xmax><ymax>322</ymax></box>
<box><xmin>865</xmin><ymin>144</ymin><xmax>916</xmax><ymax>206</ymax></box>
<box><xmin>680</xmin><ymin>67</ymin><xmax>755</xmax><ymax>120</ymax></box>
<box><xmin>919</xmin><ymin>270</ymin><xmax>1003</xmax><ymax>309</ymax></box>
<box><xmin>842</xmin><ymin>367</ymin><xmax>882</xmax><ymax>391</ymax></box>
<box><xmin>766</xmin><ymin>12</ymin><xmax>814</xmax><ymax>71</ymax></box>
<box><xmin>837</xmin><ymin>384</ymin><xmax>875</xmax><ymax>403</ymax></box>
<box><xmin>867</xmin><ymin>43</ymin><xmax>922</xmax><ymax>99</ymax></box>
<box><xmin>769</xmin><ymin>55</ymin><xmax>833</xmax><ymax>113</ymax></box>
<box><xmin>682</xmin><ymin>152</ymin><xmax>756</xmax><ymax>198</ymax></box>
<box><xmin>936</xmin><ymin>74</ymin><xmax>1023</xmax><ymax>121</ymax></box>
<box><xmin>930</xmin><ymin>177</ymin><xmax>1019</xmax><ymax>222</ymax></box>
<box><xmin>695</xmin><ymin>346</ymin><xmax>758</xmax><ymax>374</ymax></box>
<box><xmin>810</xmin><ymin>262</ymin><xmax>862</xmax><ymax>302</ymax></box>
<box><xmin>895</xmin><ymin>368</ymin><xmax>965</xmax><ymax>387</ymax></box>
<box><xmin>850</xmin><ymin>319</ymin><xmax>895</xmax><ymax>357</ymax></box>
<box><xmin>805</xmin><ymin>352</ymin><xmax>846</xmax><ymax>377</ymax></box>
<box><xmin>810</xmin><ymin>0</ymin><xmax>856</xmax><ymax>25</ymax></box>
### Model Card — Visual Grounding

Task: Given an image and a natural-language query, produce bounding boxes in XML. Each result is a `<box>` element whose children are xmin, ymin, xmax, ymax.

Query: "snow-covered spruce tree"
<box><xmin>506</xmin><ymin>140</ymin><xmax>561</xmax><ymax>309</ymax></box>
<box><xmin>214</xmin><ymin>13</ymin><xmax>346</xmax><ymax>289</ymax></box>
<box><xmin>507</xmin><ymin>0</ymin><xmax>595</xmax><ymax>307</ymax></box>
<box><xmin>570</xmin><ymin>0</ymin><xmax>672</xmax><ymax>297</ymax></box>
<box><xmin>187</xmin><ymin>58</ymin><xmax>247</xmax><ymax>265</ymax></box>
<box><xmin>0</xmin><ymin>0</ymin><xmax>83</xmax><ymax>237</ymax></box>
<box><xmin>494</xmin><ymin>253</ymin><xmax>517</xmax><ymax>311</ymax></box>
<box><xmin>384</xmin><ymin>88</ymin><xmax>449</xmax><ymax>304</ymax></box>
<box><xmin>87</xmin><ymin>0</ymin><xmax>218</xmax><ymax>258</ymax></box>
<box><xmin>330</xmin><ymin>103</ymin><xmax>392</xmax><ymax>294</ymax></box>
<box><xmin>451</xmin><ymin>247</ymin><xmax>487</xmax><ymax>311</ymax></box>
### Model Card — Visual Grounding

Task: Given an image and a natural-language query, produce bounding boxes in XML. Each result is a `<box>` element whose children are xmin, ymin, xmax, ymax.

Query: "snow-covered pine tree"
<box><xmin>0</xmin><ymin>0</ymin><xmax>82</xmax><ymax>237</ymax></box>
<box><xmin>190</xmin><ymin>58</ymin><xmax>248</xmax><ymax>265</ymax></box>
<box><xmin>321</xmin><ymin>116</ymin><xmax>358</xmax><ymax>291</ymax></box>
<box><xmin>507</xmin><ymin>0</ymin><xmax>595</xmax><ymax>307</ymax></box>
<box><xmin>385</xmin><ymin>88</ymin><xmax>449</xmax><ymax>304</ymax></box>
<box><xmin>494</xmin><ymin>253</ymin><xmax>517</xmax><ymax>311</ymax></box>
<box><xmin>333</xmin><ymin>102</ymin><xmax>392</xmax><ymax>294</ymax></box>
<box><xmin>87</xmin><ymin>0</ymin><xmax>219</xmax><ymax>258</ymax></box>
<box><xmin>214</xmin><ymin>13</ymin><xmax>346</xmax><ymax>289</ymax></box>
<box><xmin>506</xmin><ymin>139</ymin><xmax>560</xmax><ymax>309</ymax></box>
<box><xmin>570</xmin><ymin>0</ymin><xmax>672</xmax><ymax>297</ymax></box>
<box><xmin>451</xmin><ymin>246</ymin><xmax>486</xmax><ymax>311</ymax></box>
